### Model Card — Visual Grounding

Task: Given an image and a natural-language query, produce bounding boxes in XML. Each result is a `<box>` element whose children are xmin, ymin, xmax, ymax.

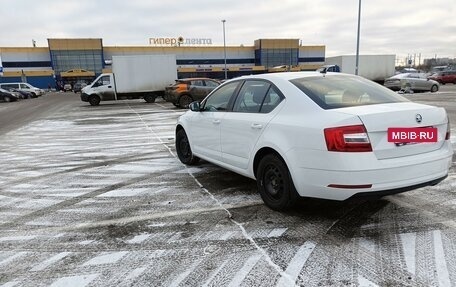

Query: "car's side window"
<box><xmin>205</xmin><ymin>80</ymin><xmax>219</xmax><ymax>87</ymax></box>
<box><xmin>20</xmin><ymin>84</ymin><xmax>28</xmax><ymax>89</ymax></box>
<box><xmin>233</xmin><ymin>81</ymin><xmax>270</xmax><ymax>113</ymax></box>
<box><xmin>191</xmin><ymin>80</ymin><xmax>204</xmax><ymax>86</ymax></box>
<box><xmin>202</xmin><ymin>81</ymin><xmax>239</xmax><ymax>112</ymax></box>
<box><xmin>260</xmin><ymin>86</ymin><xmax>283</xmax><ymax>113</ymax></box>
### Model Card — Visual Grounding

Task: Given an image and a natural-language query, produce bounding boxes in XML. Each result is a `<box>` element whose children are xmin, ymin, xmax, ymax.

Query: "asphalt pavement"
<box><xmin>1</xmin><ymin>87</ymin><xmax>456</xmax><ymax>286</ymax></box>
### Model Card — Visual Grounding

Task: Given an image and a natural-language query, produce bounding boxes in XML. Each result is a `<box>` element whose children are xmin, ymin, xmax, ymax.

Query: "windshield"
<box><xmin>290</xmin><ymin>75</ymin><xmax>409</xmax><ymax>110</ymax></box>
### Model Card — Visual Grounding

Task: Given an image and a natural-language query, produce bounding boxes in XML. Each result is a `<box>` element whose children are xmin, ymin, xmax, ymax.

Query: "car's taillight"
<box><xmin>324</xmin><ymin>124</ymin><xmax>372</xmax><ymax>152</ymax></box>
<box><xmin>446</xmin><ymin>118</ymin><xmax>451</xmax><ymax>140</ymax></box>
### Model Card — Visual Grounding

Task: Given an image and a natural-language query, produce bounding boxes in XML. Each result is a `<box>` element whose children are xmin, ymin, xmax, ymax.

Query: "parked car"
<box><xmin>63</xmin><ymin>83</ymin><xmax>72</xmax><ymax>92</ymax></box>
<box><xmin>316</xmin><ymin>64</ymin><xmax>341</xmax><ymax>73</ymax></box>
<box><xmin>0</xmin><ymin>88</ymin><xmax>19</xmax><ymax>102</ymax></box>
<box><xmin>164</xmin><ymin>78</ymin><xmax>220</xmax><ymax>108</ymax></box>
<box><xmin>0</xmin><ymin>82</ymin><xmax>43</xmax><ymax>97</ymax></box>
<box><xmin>428</xmin><ymin>71</ymin><xmax>456</xmax><ymax>85</ymax></box>
<box><xmin>7</xmin><ymin>88</ymin><xmax>35</xmax><ymax>99</ymax></box>
<box><xmin>384</xmin><ymin>73</ymin><xmax>439</xmax><ymax>92</ymax></box>
<box><xmin>175</xmin><ymin>72</ymin><xmax>452</xmax><ymax>211</ymax></box>
<box><xmin>72</xmin><ymin>82</ymin><xmax>87</xmax><ymax>93</ymax></box>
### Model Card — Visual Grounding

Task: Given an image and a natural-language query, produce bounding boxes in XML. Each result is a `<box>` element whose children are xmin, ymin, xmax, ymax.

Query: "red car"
<box><xmin>428</xmin><ymin>71</ymin><xmax>456</xmax><ymax>84</ymax></box>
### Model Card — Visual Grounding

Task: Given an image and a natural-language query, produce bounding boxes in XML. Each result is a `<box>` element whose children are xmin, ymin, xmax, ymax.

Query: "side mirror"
<box><xmin>189</xmin><ymin>101</ymin><xmax>201</xmax><ymax>112</ymax></box>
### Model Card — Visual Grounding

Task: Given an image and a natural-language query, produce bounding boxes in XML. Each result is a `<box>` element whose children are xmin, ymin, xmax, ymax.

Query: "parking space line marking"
<box><xmin>0</xmin><ymin>252</ymin><xmax>27</xmax><ymax>266</ymax></box>
<box><xmin>276</xmin><ymin>241</ymin><xmax>316</xmax><ymax>287</ymax></box>
<box><xmin>268</xmin><ymin>228</ymin><xmax>288</xmax><ymax>238</ymax></box>
<box><xmin>399</xmin><ymin>232</ymin><xmax>416</xmax><ymax>275</ymax></box>
<box><xmin>228</xmin><ymin>254</ymin><xmax>262</xmax><ymax>287</ymax></box>
<box><xmin>0</xmin><ymin>236</ymin><xmax>36</xmax><ymax>242</ymax></box>
<box><xmin>433</xmin><ymin>230</ymin><xmax>451</xmax><ymax>287</ymax></box>
<box><xmin>125</xmin><ymin>267</ymin><xmax>147</xmax><ymax>280</ymax></box>
<box><xmin>126</xmin><ymin>234</ymin><xmax>150</xmax><ymax>244</ymax></box>
<box><xmin>31</xmin><ymin>252</ymin><xmax>71</xmax><ymax>271</ymax></box>
<box><xmin>82</xmin><ymin>251</ymin><xmax>128</xmax><ymax>266</ymax></box>
<box><xmin>357</xmin><ymin>275</ymin><xmax>379</xmax><ymax>287</ymax></box>
<box><xmin>168</xmin><ymin>258</ymin><xmax>204</xmax><ymax>287</ymax></box>
<box><xmin>49</xmin><ymin>274</ymin><xmax>99</xmax><ymax>287</ymax></box>
<box><xmin>0</xmin><ymin>281</ymin><xmax>20</xmax><ymax>287</ymax></box>
<box><xmin>201</xmin><ymin>257</ymin><xmax>231</xmax><ymax>287</ymax></box>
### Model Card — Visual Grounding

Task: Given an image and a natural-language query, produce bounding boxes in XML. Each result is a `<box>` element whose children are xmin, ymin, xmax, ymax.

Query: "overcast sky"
<box><xmin>3</xmin><ymin>0</ymin><xmax>455</xmax><ymax>63</ymax></box>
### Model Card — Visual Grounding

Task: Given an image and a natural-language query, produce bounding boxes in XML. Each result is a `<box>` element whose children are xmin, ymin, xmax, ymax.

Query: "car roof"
<box><xmin>233</xmin><ymin>71</ymin><xmax>349</xmax><ymax>82</ymax></box>
<box><xmin>179</xmin><ymin>78</ymin><xmax>214</xmax><ymax>81</ymax></box>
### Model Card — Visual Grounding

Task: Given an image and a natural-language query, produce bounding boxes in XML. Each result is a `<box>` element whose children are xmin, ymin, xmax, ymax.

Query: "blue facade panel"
<box><xmin>0</xmin><ymin>76</ymin><xmax>55</xmax><ymax>89</ymax></box>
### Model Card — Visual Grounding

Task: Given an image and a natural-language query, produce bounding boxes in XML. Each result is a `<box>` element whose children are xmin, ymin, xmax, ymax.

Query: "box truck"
<box><xmin>81</xmin><ymin>55</ymin><xmax>177</xmax><ymax>106</ymax></box>
<box><xmin>319</xmin><ymin>55</ymin><xmax>396</xmax><ymax>83</ymax></box>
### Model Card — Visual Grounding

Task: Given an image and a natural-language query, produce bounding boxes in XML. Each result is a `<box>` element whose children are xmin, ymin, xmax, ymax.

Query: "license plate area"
<box><xmin>387</xmin><ymin>127</ymin><xmax>438</xmax><ymax>144</ymax></box>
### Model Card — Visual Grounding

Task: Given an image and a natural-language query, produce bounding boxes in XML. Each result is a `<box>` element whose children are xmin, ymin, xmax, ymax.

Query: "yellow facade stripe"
<box><xmin>104</xmin><ymin>46</ymin><xmax>252</xmax><ymax>53</ymax></box>
<box><xmin>102</xmin><ymin>68</ymin><xmax>113</xmax><ymax>74</ymax></box>
<box><xmin>254</xmin><ymin>39</ymin><xmax>299</xmax><ymax>49</ymax></box>
<box><xmin>48</xmin><ymin>39</ymin><xmax>102</xmax><ymax>51</ymax></box>
<box><xmin>2</xmin><ymin>70</ymin><xmax>54</xmax><ymax>77</ymax></box>
<box><xmin>0</xmin><ymin>47</ymin><xmax>49</xmax><ymax>53</ymax></box>
<box><xmin>299</xmin><ymin>64</ymin><xmax>322</xmax><ymax>70</ymax></box>
<box><xmin>61</xmin><ymin>70</ymin><xmax>95</xmax><ymax>77</ymax></box>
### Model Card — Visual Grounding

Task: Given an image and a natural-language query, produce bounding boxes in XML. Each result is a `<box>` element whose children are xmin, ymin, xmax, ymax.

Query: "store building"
<box><xmin>0</xmin><ymin>38</ymin><xmax>325</xmax><ymax>89</ymax></box>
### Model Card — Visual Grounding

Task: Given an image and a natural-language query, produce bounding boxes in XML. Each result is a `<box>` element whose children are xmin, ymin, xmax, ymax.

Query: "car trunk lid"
<box><xmin>335</xmin><ymin>102</ymin><xmax>448</xmax><ymax>159</ymax></box>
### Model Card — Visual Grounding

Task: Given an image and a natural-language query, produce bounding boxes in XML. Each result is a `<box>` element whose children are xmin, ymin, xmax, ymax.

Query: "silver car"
<box><xmin>384</xmin><ymin>73</ymin><xmax>439</xmax><ymax>92</ymax></box>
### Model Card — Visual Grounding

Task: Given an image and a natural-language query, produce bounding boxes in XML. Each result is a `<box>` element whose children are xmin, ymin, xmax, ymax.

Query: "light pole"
<box><xmin>222</xmin><ymin>19</ymin><xmax>227</xmax><ymax>80</ymax></box>
<box><xmin>355</xmin><ymin>0</ymin><xmax>361</xmax><ymax>75</ymax></box>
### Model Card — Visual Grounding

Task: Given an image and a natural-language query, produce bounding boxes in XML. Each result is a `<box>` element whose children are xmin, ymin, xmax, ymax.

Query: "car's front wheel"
<box><xmin>89</xmin><ymin>95</ymin><xmax>101</xmax><ymax>106</ymax></box>
<box><xmin>257</xmin><ymin>154</ymin><xmax>298</xmax><ymax>211</ymax></box>
<box><xmin>431</xmin><ymin>84</ymin><xmax>439</xmax><ymax>93</ymax></box>
<box><xmin>176</xmin><ymin>129</ymin><xmax>199</xmax><ymax>165</ymax></box>
<box><xmin>3</xmin><ymin>96</ymin><xmax>11</xmax><ymax>102</ymax></box>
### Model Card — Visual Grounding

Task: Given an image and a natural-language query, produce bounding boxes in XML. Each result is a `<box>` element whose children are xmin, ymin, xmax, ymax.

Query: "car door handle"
<box><xmin>108</xmin><ymin>85</ymin><xmax>112</xmax><ymax>88</ymax></box>
<box><xmin>212</xmin><ymin>119</ymin><xmax>221</xmax><ymax>124</ymax></box>
<box><xmin>251</xmin><ymin>123</ymin><xmax>263</xmax><ymax>129</ymax></box>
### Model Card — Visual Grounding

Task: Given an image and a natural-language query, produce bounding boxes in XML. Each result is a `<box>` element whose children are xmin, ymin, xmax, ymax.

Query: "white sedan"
<box><xmin>175</xmin><ymin>72</ymin><xmax>453</xmax><ymax>211</ymax></box>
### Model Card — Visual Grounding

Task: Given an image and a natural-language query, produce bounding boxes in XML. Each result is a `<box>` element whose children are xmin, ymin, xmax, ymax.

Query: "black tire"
<box><xmin>175</xmin><ymin>129</ymin><xmax>199</xmax><ymax>165</ymax></box>
<box><xmin>256</xmin><ymin>154</ymin><xmax>298</xmax><ymax>211</ymax></box>
<box><xmin>89</xmin><ymin>95</ymin><xmax>101</xmax><ymax>106</ymax></box>
<box><xmin>4</xmin><ymin>96</ymin><xmax>11</xmax><ymax>103</ymax></box>
<box><xmin>178</xmin><ymin>94</ymin><xmax>193</xmax><ymax>109</ymax></box>
<box><xmin>144</xmin><ymin>94</ymin><xmax>156</xmax><ymax>103</ymax></box>
<box><xmin>431</xmin><ymin>84</ymin><xmax>439</xmax><ymax>93</ymax></box>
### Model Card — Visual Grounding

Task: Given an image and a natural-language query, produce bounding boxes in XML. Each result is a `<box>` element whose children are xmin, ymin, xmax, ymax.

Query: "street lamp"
<box><xmin>355</xmin><ymin>0</ymin><xmax>361</xmax><ymax>75</ymax></box>
<box><xmin>222</xmin><ymin>19</ymin><xmax>227</xmax><ymax>80</ymax></box>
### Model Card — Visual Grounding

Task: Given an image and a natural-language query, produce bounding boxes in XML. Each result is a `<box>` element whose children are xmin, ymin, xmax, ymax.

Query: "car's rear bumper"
<box><xmin>287</xmin><ymin>141</ymin><xmax>453</xmax><ymax>200</ymax></box>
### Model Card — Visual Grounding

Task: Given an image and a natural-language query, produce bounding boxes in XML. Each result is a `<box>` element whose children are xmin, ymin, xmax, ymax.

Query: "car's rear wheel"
<box><xmin>257</xmin><ymin>154</ymin><xmax>298</xmax><ymax>211</ymax></box>
<box><xmin>179</xmin><ymin>94</ymin><xmax>193</xmax><ymax>109</ymax></box>
<box><xmin>144</xmin><ymin>94</ymin><xmax>156</xmax><ymax>103</ymax></box>
<box><xmin>431</xmin><ymin>84</ymin><xmax>439</xmax><ymax>93</ymax></box>
<box><xmin>176</xmin><ymin>129</ymin><xmax>199</xmax><ymax>165</ymax></box>
<box><xmin>89</xmin><ymin>95</ymin><xmax>101</xmax><ymax>106</ymax></box>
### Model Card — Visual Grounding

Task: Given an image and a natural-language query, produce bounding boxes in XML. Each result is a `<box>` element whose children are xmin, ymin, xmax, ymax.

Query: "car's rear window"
<box><xmin>290</xmin><ymin>75</ymin><xmax>409</xmax><ymax>110</ymax></box>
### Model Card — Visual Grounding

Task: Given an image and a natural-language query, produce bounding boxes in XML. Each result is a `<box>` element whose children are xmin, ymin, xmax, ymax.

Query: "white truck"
<box><xmin>320</xmin><ymin>55</ymin><xmax>396</xmax><ymax>83</ymax></box>
<box><xmin>81</xmin><ymin>54</ymin><xmax>177</xmax><ymax>106</ymax></box>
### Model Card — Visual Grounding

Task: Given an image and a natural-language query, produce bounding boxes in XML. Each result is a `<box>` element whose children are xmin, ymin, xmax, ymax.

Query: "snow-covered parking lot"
<box><xmin>1</xmin><ymin>91</ymin><xmax>456</xmax><ymax>286</ymax></box>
